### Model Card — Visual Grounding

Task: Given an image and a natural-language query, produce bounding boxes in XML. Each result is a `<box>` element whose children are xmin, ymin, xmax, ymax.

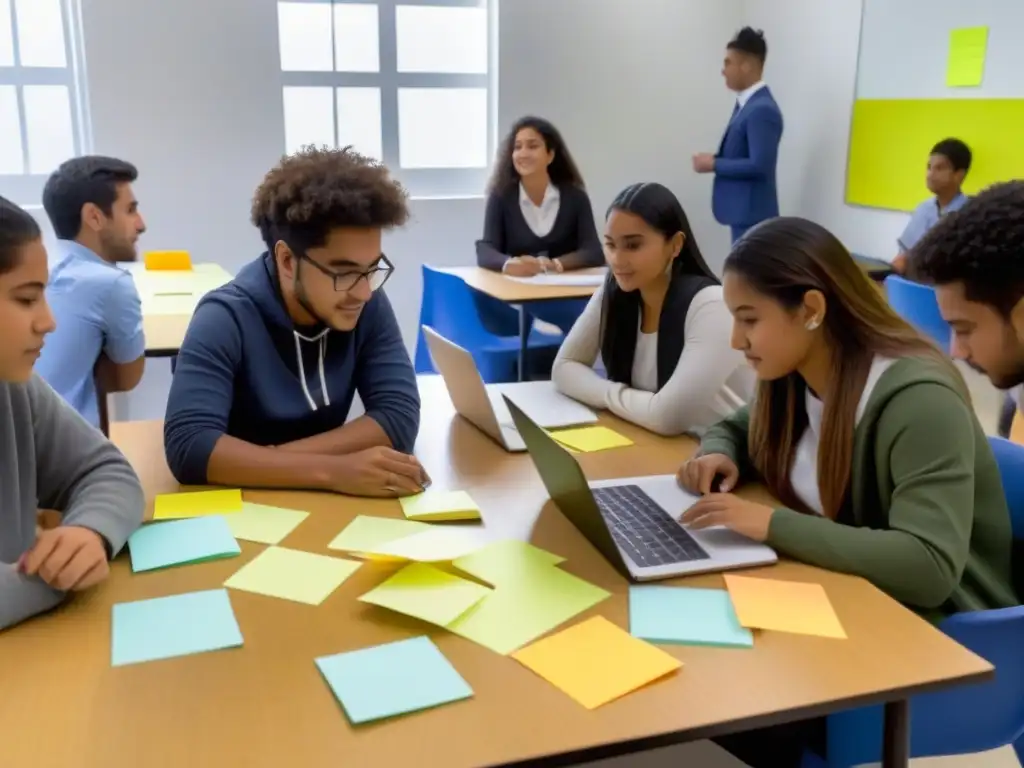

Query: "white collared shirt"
<box><xmin>519</xmin><ymin>182</ymin><xmax>560</xmax><ymax>238</ymax></box>
<box><xmin>736</xmin><ymin>80</ymin><xmax>767</xmax><ymax>110</ymax></box>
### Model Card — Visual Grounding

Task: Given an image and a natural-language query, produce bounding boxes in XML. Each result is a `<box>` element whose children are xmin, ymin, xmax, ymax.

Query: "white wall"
<box><xmin>742</xmin><ymin>0</ymin><xmax>909</xmax><ymax>258</ymax></box>
<box><xmin>76</xmin><ymin>0</ymin><xmax>743</xmax><ymax>420</ymax></box>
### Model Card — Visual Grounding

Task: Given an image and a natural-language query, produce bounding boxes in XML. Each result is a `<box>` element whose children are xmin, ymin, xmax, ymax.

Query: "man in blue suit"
<box><xmin>693</xmin><ymin>28</ymin><xmax>783</xmax><ymax>244</ymax></box>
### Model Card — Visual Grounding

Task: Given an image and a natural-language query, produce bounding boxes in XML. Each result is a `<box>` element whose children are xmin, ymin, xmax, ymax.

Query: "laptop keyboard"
<box><xmin>592</xmin><ymin>485</ymin><xmax>710</xmax><ymax>568</ymax></box>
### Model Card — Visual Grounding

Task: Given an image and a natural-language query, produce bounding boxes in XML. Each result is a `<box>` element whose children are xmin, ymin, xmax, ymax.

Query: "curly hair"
<box><xmin>251</xmin><ymin>145</ymin><xmax>409</xmax><ymax>252</ymax></box>
<box><xmin>909</xmin><ymin>180</ymin><xmax>1024</xmax><ymax>315</ymax></box>
<box><xmin>487</xmin><ymin>116</ymin><xmax>586</xmax><ymax>194</ymax></box>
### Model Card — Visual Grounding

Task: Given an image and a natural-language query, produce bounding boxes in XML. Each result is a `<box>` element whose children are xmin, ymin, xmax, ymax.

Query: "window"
<box><xmin>0</xmin><ymin>0</ymin><xmax>89</xmax><ymax>205</ymax></box>
<box><xmin>277</xmin><ymin>0</ymin><xmax>495</xmax><ymax>198</ymax></box>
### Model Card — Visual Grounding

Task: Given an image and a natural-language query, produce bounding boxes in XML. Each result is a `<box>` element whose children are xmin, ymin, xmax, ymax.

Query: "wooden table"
<box><xmin>124</xmin><ymin>263</ymin><xmax>233</xmax><ymax>357</ymax></box>
<box><xmin>438</xmin><ymin>266</ymin><xmax>604</xmax><ymax>381</ymax></box>
<box><xmin>0</xmin><ymin>377</ymin><xmax>991</xmax><ymax>768</ymax></box>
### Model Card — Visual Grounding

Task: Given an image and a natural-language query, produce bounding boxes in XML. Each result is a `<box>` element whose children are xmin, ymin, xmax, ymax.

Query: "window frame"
<box><xmin>279</xmin><ymin>0</ymin><xmax>497</xmax><ymax>199</ymax></box>
<box><xmin>0</xmin><ymin>0</ymin><xmax>91</xmax><ymax>206</ymax></box>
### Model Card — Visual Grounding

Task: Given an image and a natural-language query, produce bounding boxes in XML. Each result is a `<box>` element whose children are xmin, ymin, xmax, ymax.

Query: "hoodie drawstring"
<box><xmin>293</xmin><ymin>329</ymin><xmax>332</xmax><ymax>411</ymax></box>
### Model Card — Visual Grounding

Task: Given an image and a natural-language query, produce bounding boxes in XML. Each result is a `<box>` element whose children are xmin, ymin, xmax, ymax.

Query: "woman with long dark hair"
<box><xmin>676</xmin><ymin>217</ymin><xmax>1016</xmax><ymax>766</ymax></box>
<box><xmin>552</xmin><ymin>182</ymin><xmax>753</xmax><ymax>435</ymax></box>
<box><xmin>476</xmin><ymin>116</ymin><xmax>602</xmax><ymax>277</ymax></box>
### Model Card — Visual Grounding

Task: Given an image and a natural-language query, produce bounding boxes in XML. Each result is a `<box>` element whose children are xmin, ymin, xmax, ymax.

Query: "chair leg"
<box><xmin>1013</xmin><ymin>734</ymin><xmax>1024</xmax><ymax>767</ymax></box>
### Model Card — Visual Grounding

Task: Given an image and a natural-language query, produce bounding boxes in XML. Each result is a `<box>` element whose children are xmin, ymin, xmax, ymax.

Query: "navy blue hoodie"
<box><xmin>163</xmin><ymin>253</ymin><xmax>420</xmax><ymax>484</ymax></box>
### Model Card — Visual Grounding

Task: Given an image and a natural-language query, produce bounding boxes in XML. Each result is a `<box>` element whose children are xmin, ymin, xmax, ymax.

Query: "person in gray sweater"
<box><xmin>0</xmin><ymin>195</ymin><xmax>144</xmax><ymax>631</ymax></box>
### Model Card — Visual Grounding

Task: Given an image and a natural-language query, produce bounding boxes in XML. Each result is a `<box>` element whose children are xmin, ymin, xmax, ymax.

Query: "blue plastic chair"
<box><xmin>802</xmin><ymin>436</ymin><xmax>1024</xmax><ymax>767</ymax></box>
<box><xmin>413</xmin><ymin>265</ymin><xmax>563</xmax><ymax>383</ymax></box>
<box><xmin>885</xmin><ymin>275</ymin><xmax>951</xmax><ymax>352</ymax></box>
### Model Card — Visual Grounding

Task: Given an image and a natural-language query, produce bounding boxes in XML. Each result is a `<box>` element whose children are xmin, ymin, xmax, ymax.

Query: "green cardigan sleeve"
<box><xmin>696</xmin><ymin>405</ymin><xmax>756</xmax><ymax>480</ymax></box>
<box><xmin>767</xmin><ymin>383</ymin><xmax>974</xmax><ymax>609</ymax></box>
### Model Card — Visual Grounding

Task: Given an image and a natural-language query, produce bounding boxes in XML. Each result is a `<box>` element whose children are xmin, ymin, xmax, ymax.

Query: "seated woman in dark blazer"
<box><xmin>475</xmin><ymin>116</ymin><xmax>603</xmax><ymax>337</ymax></box>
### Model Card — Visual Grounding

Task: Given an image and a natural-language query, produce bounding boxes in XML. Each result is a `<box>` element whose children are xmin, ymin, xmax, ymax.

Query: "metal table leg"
<box><xmin>517</xmin><ymin>305</ymin><xmax>528</xmax><ymax>381</ymax></box>
<box><xmin>881</xmin><ymin>699</ymin><xmax>910</xmax><ymax>768</ymax></box>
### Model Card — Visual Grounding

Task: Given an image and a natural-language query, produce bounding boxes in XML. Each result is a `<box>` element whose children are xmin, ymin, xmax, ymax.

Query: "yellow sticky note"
<box><xmin>144</xmin><ymin>250</ymin><xmax>193</xmax><ymax>271</ymax></box>
<box><xmin>549</xmin><ymin>426</ymin><xmax>633</xmax><ymax>453</ymax></box>
<box><xmin>224</xmin><ymin>547</ymin><xmax>360</xmax><ymax>605</ymax></box>
<box><xmin>358</xmin><ymin>562</ymin><xmax>491</xmax><ymax>627</ymax></box>
<box><xmin>448</xmin><ymin>567</ymin><xmax>610</xmax><ymax>655</ymax></box>
<box><xmin>512</xmin><ymin>616</ymin><xmax>681</xmax><ymax>709</ymax></box>
<box><xmin>364</xmin><ymin>526</ymin><xmax>490</xmax><ymax>562</ymax></box>
<box><xmin>946</xmin><ymin>26</ymin><xmax>988</xmax><ymax>88</ymax></box>
<box><xmin>224</xmin><ymin>502</ymin><xmax>309</xmax><ymax>545</ymax></box>
<box><xmin>400</xmin><ymin>490</ymin><xmax>481</xmax><ymax>522</ymax></box>
<box><xmin>328</xmin><ymin>515</ymin><xmax>430</xmax><ymax>559</ymax></box>
<box><xmin>724</xmin><ymin>575</ymin><xmax>846</xmax><ymax>639</ymax></box>
<box><xmin>154</xmin><ymin>489</ymin><xmax>243</xmax><ymax>520</ymax></box>
<box><xmin>452</xmin><ymin>540</ymin><xmax>565</xmax><ymax>586</ymax></box>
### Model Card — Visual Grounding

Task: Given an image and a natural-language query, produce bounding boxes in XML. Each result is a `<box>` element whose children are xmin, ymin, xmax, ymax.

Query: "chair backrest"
<box><xmin>414</xmin><ymin>265</ymin><xmax>501</xmax><ymax>373</ymax></box>
<box><xmin>885</xmin><ymin>275</ymin><xmax>951</xmax><ymax>351</ymax></box>
<box><xmin>989</xmin><ymin>436</ymin><xmax>1024</xmax><ymax>540</ymax></box>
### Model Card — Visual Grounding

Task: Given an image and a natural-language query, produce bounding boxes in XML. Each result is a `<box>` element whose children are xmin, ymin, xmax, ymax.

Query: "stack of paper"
<box><xmin>400</xmin><ymin>490</ymin><xmax>482</xmax><ymax>522</ymax></box>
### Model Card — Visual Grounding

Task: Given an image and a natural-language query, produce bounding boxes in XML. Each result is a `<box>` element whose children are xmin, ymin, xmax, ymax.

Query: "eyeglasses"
<box><xmin>298</xmin><ymin>252</ymin><xmax>394</xmax><ymax>293</ymax></box>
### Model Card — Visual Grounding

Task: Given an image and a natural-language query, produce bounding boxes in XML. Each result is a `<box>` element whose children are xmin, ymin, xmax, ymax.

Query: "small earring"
<box><xmin>805</xmin><ymin>318</ymin><xmax>820</xmax><ymax>331</ymax></box>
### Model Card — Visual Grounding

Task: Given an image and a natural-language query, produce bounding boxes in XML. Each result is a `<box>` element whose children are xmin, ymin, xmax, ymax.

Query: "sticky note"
<box><xmin>629</xmin><ymin>586</ymin><xmax>753</xmax><ymax>648</ymax></box>
<box><xmin>447</xmin><ymin>566</ymin><xmax>610</xmax><ymax>655</ymax></box>
<box><xmin>154</xmin><ymin>488</ymin><xmax>243</xmax><ymax>520</ymax></box>
<box><xmin>144</xmin><ymin>250</ymin><xmax>192</xmax><ymax>271</ymax></box>
<box><xmin>400</xmin><ymin>490</ymin><xmax>481</xmax><ymax>522</ymax></box>
<box><xmin>724</xmin><ymin>575</ymin><xmax>846</xmax><ymax>639</ymax></box>
<box><xmin>316</xmin><ymin>637</ymin><xmax>472</xmax><ymax>724</ymax></box>
<box><xmin>112</xmin><ymin>589</ymin><xmax>243</xmax><ymax>667</ymax></box>
<box><xmin>328</xmin><ymin>515</ymin><xmax>431</xmax><ymax>558</ymax></box>
<box><xmin>128</xmin><ymin>516</ymin><xmax>241</xmax><ymax>573</ymax></box>
<box><xmin>363</xmin><ymin>525</ymin><xmax>490</xmax><ymax>562</ymax></box>
<box><xmin>225</xmin><ymin>547</ymin><xmax>360</xmax><ymax>606</ymax></box>
<box><xmin>946</xmin><ymin>26</ymin><xmax>988</xmax><ymax>88</ymax></box>
<box><xmin>513</xmin><ymin>616</ymin><xmax>681</xmax><ymax>709</ymax></box>
<box><xmin>224</xmin><ymin>502</ymin><xmax>309</xmax><ymax>545</ymax></box>
<box><xmin>452</xmin><ymin>539</ymin><xmax>565</xmax><ymax>586</ymax></box>
<box><xmin>549</xmin><ymin>426</ymin><xmax>634</xmax><ymax>453</ymax></box>
<box><xmin>358</xmin><ymin>562</ymin><xmax>491</xmax><ymax>626</ymax></box>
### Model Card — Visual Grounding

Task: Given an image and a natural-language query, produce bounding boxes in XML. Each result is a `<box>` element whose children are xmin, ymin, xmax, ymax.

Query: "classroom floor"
<box><xmin>589</xmin><ymin>365</ymin><xmax>1018</xmax><ymax>768</ymax></box>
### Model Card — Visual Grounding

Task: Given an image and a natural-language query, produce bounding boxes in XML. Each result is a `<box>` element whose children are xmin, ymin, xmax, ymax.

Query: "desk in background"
<box><xmin>0</xmin><ymin>377</ymin><xmax>991</xmax><ymax>768</ymax></box>
<box><xmin>438</xmin><ymin>266</ymin><xmax>603</xmax><ymax>380</ymax></box>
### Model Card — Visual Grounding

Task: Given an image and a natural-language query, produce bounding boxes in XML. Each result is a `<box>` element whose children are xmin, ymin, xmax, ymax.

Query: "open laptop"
<box><xmin>423</xmin><ymin>326</ymin><xmax>598</xmax><ymax>453</ymax></box>
<box><xmin>504</xmin><ymin>395</ymin><xmax>777</xmax><ymax>580</ymax></box>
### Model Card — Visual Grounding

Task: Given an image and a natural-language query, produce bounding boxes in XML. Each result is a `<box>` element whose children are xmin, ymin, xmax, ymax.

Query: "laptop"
<box><xmin>504</xmin><ymin>395</ymin><xmax>777</xmax><ymax>580</ymax></box>
<box><xmin>423</xmin><ymin>326</ymin><xmax>598</xmax><ymax>453</ymax></box>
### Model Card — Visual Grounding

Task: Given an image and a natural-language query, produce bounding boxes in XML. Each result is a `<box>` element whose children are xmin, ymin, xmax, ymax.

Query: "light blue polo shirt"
<box><xmin>897</xmin><ymin>192</ymin><xmax>969</xmax><ymax>252</ymax></box>
<box><xmin>35</xmin><ymin>240</ymin><xmax>145</xmax><ymax>427</ymax></box>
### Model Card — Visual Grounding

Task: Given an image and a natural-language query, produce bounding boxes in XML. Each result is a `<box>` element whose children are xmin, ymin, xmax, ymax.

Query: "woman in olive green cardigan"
<box><xmin>676</xmin><ymin>217</ymin><xmax>1017</xmax><ymax>767</ymax></box>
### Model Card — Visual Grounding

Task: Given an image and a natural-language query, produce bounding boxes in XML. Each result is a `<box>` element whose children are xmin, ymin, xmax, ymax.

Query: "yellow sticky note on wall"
<box><xmin>145</xmin><ymin>250</ymin><xmax>193</xmax><ymax>271</ymax></box>
<box><xmin>946</xmin><ymin>26</ymin><xmax>988</xmax><ymax>88</ymax></box>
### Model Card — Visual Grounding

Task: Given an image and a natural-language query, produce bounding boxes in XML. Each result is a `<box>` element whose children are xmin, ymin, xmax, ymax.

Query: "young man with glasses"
<box><xmin>163</xmin><ymin>147</ymin><xmax>426</xmax><ymax>497</ymax></box>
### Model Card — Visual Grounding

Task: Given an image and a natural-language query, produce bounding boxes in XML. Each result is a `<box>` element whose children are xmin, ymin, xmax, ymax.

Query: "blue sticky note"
<box><xmin>629</xmin><ymin>585</ymin><xmax>754</xmax><ymax>648</ymax></box>
<box><xmin>128</xmin><ymin>515</ymin><xmax>241</xmax><ymax>573</ymax></box>
<box><xmin>112</xmin><ymin>589</ymin><xmax>244</xmax><ymax>667</ymax></box>
<box><xmin>316</xmin><ymin>636</ymin><xmax>473</xmax><ymax>724</ymax></box>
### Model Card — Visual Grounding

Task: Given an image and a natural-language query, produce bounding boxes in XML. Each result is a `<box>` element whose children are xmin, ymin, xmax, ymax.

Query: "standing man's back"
<box><xmin>693</xmin><ymin>27</ymin><xmax>783</xmax><ymax>244</ymax></box>
<box><xmin>35</xmin><ymin>156</ymin><xmax>147</xmax><ymax>428</ymax></box>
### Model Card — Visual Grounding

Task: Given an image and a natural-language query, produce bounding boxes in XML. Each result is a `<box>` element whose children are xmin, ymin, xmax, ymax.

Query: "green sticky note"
<box><xmin>364</xmin><ymin>525</ymin><xmax>490</xmax><ymax>562</ymax></box>
<box><xmin>947</xmin><ymin>26</ymin><xmax>988</xmax><ymax>87</ymax></box>
<box><xmin>400</xmin><ymin>490</ymin><xmax>481</xmax><ymax>521</ymax></box>
<box><xmin>358</xmin><ymin>562</ymin><xmax>491</xmax><ymax>626</ymax></box>
<box><xmin>447</xmin><ymin>567</ymin><xmax>610</xmax><ymax>655</ymax></box>
<box><xmin>224</xmin><ymin>547</ymin><xmax>360</xmax><ymax>606</ymax></box>
<box><xmin>452</xmin><ymin>540</ymin><xmax>565</xmax><ymax>585</ymax></box>
<box><xmin>629</xmin><ymin>586</ymin><xmax>753</xmax><ymax>649</ymax></box>
<box><xmin>328</xmin><ymin>515</ymin><xmax>431</xmax><ymax>558</ymax></box>
<box><xmin>225</xmin><ymin>502</ymin><xmax>309</xmax><ymax>545</ymax></box>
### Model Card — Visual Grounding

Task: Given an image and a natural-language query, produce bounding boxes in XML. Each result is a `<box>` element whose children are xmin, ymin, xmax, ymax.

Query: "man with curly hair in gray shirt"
<box><xmin>0</xmin><ymin>195</ymin><xmax>144</xmax><ymax>631</ymax></box>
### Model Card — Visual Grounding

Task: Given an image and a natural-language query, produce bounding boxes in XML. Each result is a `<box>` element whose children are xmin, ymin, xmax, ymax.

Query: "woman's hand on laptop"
<box><xmin>680</xmin><ymin>494</ymin><xmax>774</xmax><ymax>543</ymax></box>
<box><xmin>676</xmin><ymin>453</ymin><xmax>739</xmax><ymax>495</ymax></box>
<box><xmin>333</xmin><ymin>447</ymin><xmax>431</xmax><ymax>497</ymax></box>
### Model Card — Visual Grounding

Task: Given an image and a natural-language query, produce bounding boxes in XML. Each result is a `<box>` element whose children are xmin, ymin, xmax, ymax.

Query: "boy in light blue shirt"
<box><xmin>892</xmin><ymin>138</ymin><xmax>971</xmax><ymax>274</ymax></box>
<box><xmin>34</xmin><ymin>156</ymin><xmax>147</xmax><ymax>428</ymax></box>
